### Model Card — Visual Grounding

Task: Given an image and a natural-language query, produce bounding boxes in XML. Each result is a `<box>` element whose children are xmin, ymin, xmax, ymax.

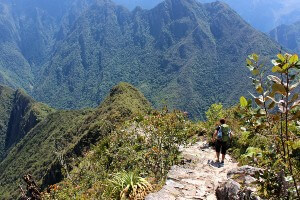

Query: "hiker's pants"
<box><xmin>215</xmin><ymin>140</ymin><xmax>227</xmax><ymax>155</ymax></box>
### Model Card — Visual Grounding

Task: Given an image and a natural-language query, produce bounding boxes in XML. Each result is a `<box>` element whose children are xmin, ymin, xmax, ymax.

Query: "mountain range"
<box><xmin>0</xmin><ymin>82</ymin><xmax>151</xmax><ymax>198</ymax></box>
<box><xmin>270</xmin><ymin>20</ymin><xmax>300</xmax><ymax>54</ymax></box>
<box><xmin>0</xmin><ymin>0</ymin><xmax>282</xmax><ymax>118</ymax></box>
<box><xmin>0</xmin><ymin>0</ymin><xmax>299</xmax><ymax>198</ymax></box>
<box><xmin>113</xmin><ymin>0</ymin><xmax>300</xmax><ymax>33</ymax></box>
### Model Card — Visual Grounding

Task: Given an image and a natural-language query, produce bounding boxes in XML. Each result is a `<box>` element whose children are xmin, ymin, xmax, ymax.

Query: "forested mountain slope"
<box><xmin>34</xmin><ymin>0</ymin><xmax>281</xmax><ymax>118</ymax></box>
<box><xmin>0</xmin><ymin>0</ymin><xmax>97</xmax><ymax>90</ymax></box>
<box><xmin>270</xmin><ymin>21</ymin><xmax>300</xmax><ymax>54</ymax></box>
<box><xmin>112</xmin><ymin>0</ymin><xmax>300</xmax><ymax>33</ymax></box>
<box><xmin>0</xmin><ymin>85</ymin><xmax>53</xmax><ymax>161</ymax></box>
<box><xmin>0</xmin><ymin>82</ymin><xmax>151</xmax><ymax>199</ymax></box>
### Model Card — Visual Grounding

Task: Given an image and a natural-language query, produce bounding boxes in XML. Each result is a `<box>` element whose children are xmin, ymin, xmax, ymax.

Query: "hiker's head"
<box><xmin>220</xmin><ymin>119</ymin><xmax>226</xmax><ymax>124</ymax></box>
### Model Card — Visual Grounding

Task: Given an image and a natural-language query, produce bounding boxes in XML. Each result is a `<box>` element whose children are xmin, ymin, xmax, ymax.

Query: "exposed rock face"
<box><xmin>216</xmin><ymin>166</ymin><xmax>262</xmax><ymax>200</ymax></box>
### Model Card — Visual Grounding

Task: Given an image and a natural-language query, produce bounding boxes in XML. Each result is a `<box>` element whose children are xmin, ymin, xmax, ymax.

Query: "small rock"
<box><xmin>244</xmin><ymin>175</ymin><xmax>257</xmax><ymax>185</ymax></box>
<box><xmin>163</xmin><ymin>185</ymin><xmax>181</xmax><ymax>196</ymax></box>
<box><xmin>182</xmin><ymin>179</ymin><xmax>205</xmax><ymax>186</ymax></box>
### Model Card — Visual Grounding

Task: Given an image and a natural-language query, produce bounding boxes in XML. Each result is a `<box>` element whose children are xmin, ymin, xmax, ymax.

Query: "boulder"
<box><xmin>227</xmin><ymin>165</ymin><xmax>262</xmax><ymax>178</ymax></box>
<box><xmin>216</xmin><ymin>179</ymin><xmax>241</xmax><ymax>200</ymax></box>
<box><xmin>216</xmin><ymin>166</ymin><xmax>262</xmax><ymax>200</ymax></box>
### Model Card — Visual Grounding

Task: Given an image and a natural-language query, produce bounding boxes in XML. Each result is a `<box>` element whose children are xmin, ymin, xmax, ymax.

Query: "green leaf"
<box><xmin>289</xmin><ymin>54</ymin><xmax>299</xmax><ymax>64</ymax></box>
<box><xmin>272</xmin><ymin>66</ymin><xmax>282</xmax><ymax>73</ymax></box>
<box><xmin>282</xmin><ymin>63</ymin><xmax>289</xmax><ymax>70</ymax></box>
<box><xmin>246</xmin><ymin>58</ymin><xmax>253</xmax><ymax>66</ymax></box>
<box><xmin>268</xmin><ymin>101</ymin><xmax>275</xmax><ymax>109</ymax></box>
<box><xmin>252</xmin><ymin>69</ymin><xmax>259</xmax><ymax>76</ymax></box>
<box><xmin>247</xmin><ymin>99</ymin><xmax>252</xmax><ymax>106</ymax></box>
<box><xmin>252</xmin><ymin>53</ymin><xmax>259</xmax><ymax>62</ymax></box>
<box><xmin>240</xmin><ymin>96</ymin><xmax>248</xmax><ymax>107</ymax></box>
<box><xmin>277</xmin><ymin>54</ymin><xmax>285</xmax><ymax>62</ymax></box>
<box><xmin>256</xmin><ymin>85</ymin><xmax>263</xmax><ymax>93</ymax></box>
<box><xmin>272</xmin><ymin>83</ymin><xmax>287</xmax><ymax>96</ymax></box>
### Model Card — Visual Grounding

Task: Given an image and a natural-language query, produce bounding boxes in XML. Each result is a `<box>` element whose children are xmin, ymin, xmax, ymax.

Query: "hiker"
<box><xmin>212</xmin><ymin>119</ymin><xmax>232</xmax><ymax>164</ymax></box>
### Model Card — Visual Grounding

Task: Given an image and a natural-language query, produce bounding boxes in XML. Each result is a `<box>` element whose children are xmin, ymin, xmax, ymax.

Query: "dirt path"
<box><xmin>145</xmin><ymin>141</ymin><xmax>238</xmax><ymax>200</ymax></box>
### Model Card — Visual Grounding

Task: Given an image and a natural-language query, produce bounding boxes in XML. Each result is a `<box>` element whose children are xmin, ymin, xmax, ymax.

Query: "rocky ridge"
<box><xmin>146</xmin><ymin>141</ymin><xmax>261</xmax><ymax>200</ymax></box>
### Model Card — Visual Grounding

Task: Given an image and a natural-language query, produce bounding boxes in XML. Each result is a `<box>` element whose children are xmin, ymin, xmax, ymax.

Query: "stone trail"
<box><xmin>145</xmin><ymin>141</ymin><xmax>238</xmax><ymax>200</ymax></box>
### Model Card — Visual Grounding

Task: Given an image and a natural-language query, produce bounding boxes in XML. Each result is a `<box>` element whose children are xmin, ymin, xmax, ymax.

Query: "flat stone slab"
<box><xmin>146</xmin><ymin>141</ymin><xmax>239</xmax><ymax>200</ymax></box>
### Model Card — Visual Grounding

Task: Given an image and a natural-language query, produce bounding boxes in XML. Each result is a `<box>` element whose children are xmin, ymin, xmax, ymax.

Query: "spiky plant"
<box><xmin>109</xmin><ymin>171</ymin><xmax>152</xmax><ymax>200</ymax></box>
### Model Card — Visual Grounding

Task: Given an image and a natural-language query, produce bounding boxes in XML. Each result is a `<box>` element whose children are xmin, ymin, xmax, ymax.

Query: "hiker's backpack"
<box><xmin>217</xmin><ymin>124</ymin><xmax>231</xmax><ymax>142</ymax></box>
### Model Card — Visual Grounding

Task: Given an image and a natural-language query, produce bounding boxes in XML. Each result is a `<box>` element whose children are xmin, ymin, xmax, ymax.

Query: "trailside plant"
<box><xmin>240</xmin><ymin>53</ymin><xmax>300</xmax><ymax>198</ymax></box>
<box><xmin>42</xmin><ymin>109</ymin><xmax>199</xmax><ymax>199</ymax></box>
<box><xmin>106</xmin><ymin>171</ymin><xmax>152</xmax><ymax>200</ymax></box>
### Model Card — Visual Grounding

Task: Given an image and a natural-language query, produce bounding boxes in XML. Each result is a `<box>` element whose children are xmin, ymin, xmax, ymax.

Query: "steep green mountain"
<box><xmin>0</xmin><ymin>82</ymin><xmax>151</xmax><ymax>199</ymax></box>
<box><xmin>0</xmin><ymin>85</ymin><xmax>14</xmax><ymax>159</ymax></box>
<box><xmin>113</xmin><ymin>0</ymin><xmax>300</xmax><ymax>33</ymax></box>
<box><xmin>0</xmin><ymin>85</ymin><xmax>53</xmax><ymax>161</ymax></box>
<box><xmin>269</xmin><ymin>21</ymin><xmax>300</xmax><ymax>54</ymax></box>
<box><xmin>34</xmin><ymin>0</ymin><xmax>280</xmax><ymax>118</ymax></box>
<box><xmin>202</xmin><ymin>0</ymin><xmax>300</xmax><ymax>32</ymax></box>
<box><xmin>0</xmin><ymin>0</ymin><xmax>97</xmax><ymax>90</ymax></box>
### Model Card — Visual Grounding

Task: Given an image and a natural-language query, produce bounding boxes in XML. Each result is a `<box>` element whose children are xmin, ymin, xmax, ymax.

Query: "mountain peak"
<box><xmin>97</xmin><ymin>82</ymin><xmax>151</xmax><ymax>121</ymax></box>
<box><xmin>163</xmin><ymin>0</ymin><xmax>200</xmax><ymax>9</ymax></box>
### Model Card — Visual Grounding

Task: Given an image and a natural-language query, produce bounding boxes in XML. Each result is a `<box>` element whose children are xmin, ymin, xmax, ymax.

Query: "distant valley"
<box><xmin>0</xmin><ymin>0</ymin><xmax>281</xmax><ymax>118</ymax></box>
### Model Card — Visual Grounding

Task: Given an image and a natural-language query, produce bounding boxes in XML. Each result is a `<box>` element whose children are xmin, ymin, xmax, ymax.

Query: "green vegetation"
<box><xmin>107</xmin><ymin>171</ymin><xmax>153</xmax><ymax>200</ymax></box>
<box><xmin>240</xmin><ymin>53</ymin><xmax>300</xmax><ymax>198</ymax></box>
<box><xmin>0</xmin><ymin>82</ymin><xmax>151</xmax><ymax>199</ymax></box>
<box><xmin>0</xmin><ymin>85</ymin><xmax>14</xmax><ymax>159</ymax></box>
<box><xmin>33</xmin><ymin>0</ymin><xmax>281</xmax><ymax>119</ymax></box>
<box><xmin>0</xmin><ymin>0</ymin><xmax>282</xmax><ymax>119</ymax></box>
<box><xmin>0</xmin><ymin>0</ymin><xmax>98</xmax><ymax>91</ymax></box>
<box><xmin>0</xmin><ymin>85</ymin><xmax>53</xmax><ymax>161</ymax></box>
<box><xmin>42</xmin><ymin>109</ymin><xmax>198</xmax><ymax>199</ymax></box>
<box><xmin>207</xmin><ymin>53</ymin><xmax>300</xmax><ymax>199</ymax></box>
